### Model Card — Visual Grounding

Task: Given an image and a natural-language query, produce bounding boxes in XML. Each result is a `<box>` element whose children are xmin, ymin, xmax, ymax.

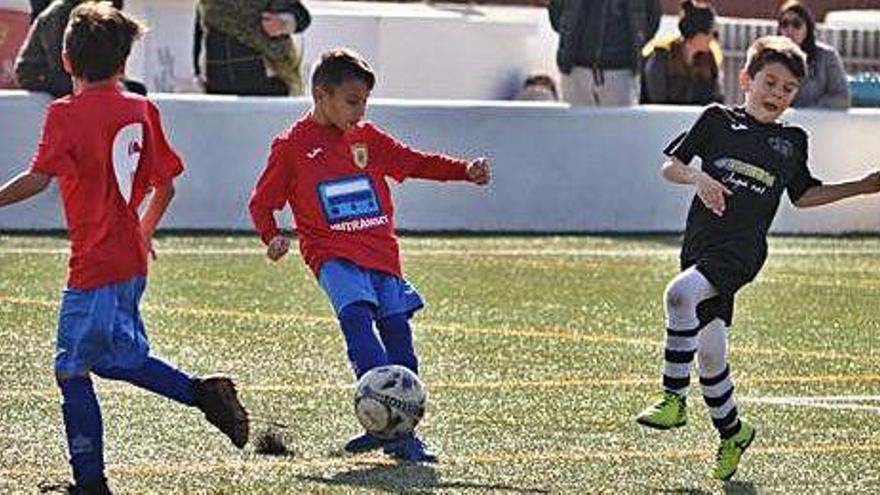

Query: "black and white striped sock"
<box><xmin>700</xmin><ymin>365</ymin><xmax>741</xmax><ymax>438</ymax></box>
<box><xmin>662</xmin><ymin>326</ymin><xmax>700</xmax><ymax>397</ymax></box>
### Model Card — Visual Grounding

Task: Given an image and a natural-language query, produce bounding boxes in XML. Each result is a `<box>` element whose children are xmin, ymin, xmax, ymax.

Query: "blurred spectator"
<box><xmin>548</xmin><ymin>0</ymin><xmax>661</xmax><ymax>106</ymax></box>
<box><xmin>641</xmin><ymin>1</ymin><xmax>722</xmax><ymax>105</ymax></box>
<box><xmin>194</xmin><ymin>0</ymin><xmax>310</xmax><ymax>96</ymax></box>
<box><xmin>514</xmin><ymin>74</ymin><xmax>559</xmax><ymax>101</ymax></box>
<box><xmin>15</xmin><ymin>0</ymin><xmax>146</xmax><ymax>97</ymax></box>
<box><xmin>777</xmin><ymin>0</ymin><xmax>850</xmax><ymax>109</ymax></box>
<box><xmin>29</xmin><ymin>0</ymin><xmax>51</xmax><ymax>23</ymax></box>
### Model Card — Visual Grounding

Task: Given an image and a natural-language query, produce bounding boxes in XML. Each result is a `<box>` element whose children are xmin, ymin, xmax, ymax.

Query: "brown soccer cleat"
<box><xmin>194</xmin><ymin>374</ymin><xmax>250</xmax><ymax>448</ymax></box>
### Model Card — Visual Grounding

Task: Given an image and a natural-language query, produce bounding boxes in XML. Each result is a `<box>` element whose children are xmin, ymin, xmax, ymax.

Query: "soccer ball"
<box><xmin>354</xmin><ymin>364</ymin><xmax>426</xmax><ymax>440</ymax></box>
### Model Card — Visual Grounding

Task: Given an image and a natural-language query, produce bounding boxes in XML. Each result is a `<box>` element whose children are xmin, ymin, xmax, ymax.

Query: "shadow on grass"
<box><xmin>636</xmin><ymin>480</ymin><xmax>756</xmax><ymax>495</ymax></box>
<box><xmin>638</xmin><ymin>487</ymin><xmax>712</xmax><ymax>494</ymax></box>
<box><xmin>724</xmin><ymin>480</ymin><xmax>757</xmax><ymax>494</ymax></box>
<box><xmin>295</xmin><ymin>462</ymin><xmax>550</xmax><ymax>494</ymax></box>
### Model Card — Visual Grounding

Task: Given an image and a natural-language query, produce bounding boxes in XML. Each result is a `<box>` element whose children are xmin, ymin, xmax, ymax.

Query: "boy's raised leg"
<box><xmin>193</xmin><ymin>375</ymin><xmax>250</xmax><ymax>448</ymax></box>
<box><xmin>93</xmin><ymin>355</ymin><xmax>195</xmax><ymax>406</ymax></box>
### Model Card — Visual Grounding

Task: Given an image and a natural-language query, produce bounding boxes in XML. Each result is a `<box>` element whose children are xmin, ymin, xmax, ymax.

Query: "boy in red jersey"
<box><xmin>0</xmin><ymin>3</ymin><xmax>248</xmax><ymax>493</ymax></box>
<box><xmin>249</xmin><ymin>47</ymin><xmax>490</xmax><ymax>462</ymax></box>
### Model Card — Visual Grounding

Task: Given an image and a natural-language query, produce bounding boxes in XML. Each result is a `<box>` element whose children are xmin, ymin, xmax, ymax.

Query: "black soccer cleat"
<box><xmin>38</xmin><ymin>477</ymin><xmax>111</xmax><ymax>495</ymax></box>
<box><xmin>194</xmin><ymin>374</ymin><xmax>250</xmax><ymax>448</ymax></box>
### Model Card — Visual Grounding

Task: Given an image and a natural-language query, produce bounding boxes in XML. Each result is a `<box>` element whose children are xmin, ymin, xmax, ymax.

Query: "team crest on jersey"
<box><xmin>767</xmin><ymin>137</ymin><xmax>794</xmax><ymax>158</ymax></box>
<box><xmin>351</xmin><ymin>143</ymin><xmax>368</xmax><ymax>169</ymax></box>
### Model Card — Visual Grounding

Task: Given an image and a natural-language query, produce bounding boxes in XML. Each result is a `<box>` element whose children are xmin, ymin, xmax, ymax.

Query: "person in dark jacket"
<box><xmin>29</xmin><ymin>0</ymin><xmax>51</xmax><ymax>23</ymax></box>
<box><xmin>194</xmin><ymin>0</ymin><xmax>310</xmax><ymax>96</ymax></box>
<box><xmin>642</xmin><ymin>1</ymin><xmax>723</xmax><ymax>105</ymax></box>
<box><xmin>548</xmin><ymin>0</ymin><xmax>661</xmax><ymax>106</ymax></box>
<box><xmin>777</xmin><ymin>0</ymin><xmax>850</xmax><ymax>109</ymax></box>
<box><xmin>15</xmin><ymin>0</ymin><xmax>146</xmax><ymax>98</ymax></box>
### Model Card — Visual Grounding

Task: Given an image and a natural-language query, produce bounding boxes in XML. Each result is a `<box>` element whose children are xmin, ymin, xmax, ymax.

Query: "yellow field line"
<box><xmin>2</xmin><ymin>442</ymin><xmax>879</xmax><ymax>480</ymax></box>
<box><xmin>5</xmin><ymin>373</ymin><xmax>880</xmax><ymax>400</ymax></box>
<box><xmin>3</xmin><ymin>295</ymin><xmax>880</xmax><ymax>368</ymax></box>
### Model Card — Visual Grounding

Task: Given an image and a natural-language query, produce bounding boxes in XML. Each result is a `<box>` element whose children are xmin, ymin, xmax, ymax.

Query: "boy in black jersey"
<box><xmin>635</xmin><ymin>36</ymin><xmax>880</xmax><ymax>481</ymax></box>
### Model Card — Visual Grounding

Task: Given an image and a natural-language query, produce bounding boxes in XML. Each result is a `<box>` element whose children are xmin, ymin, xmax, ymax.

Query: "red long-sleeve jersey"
<box><xmin>249</xmin><ymin>115</ymin><xmax>469</xmax><ymax>276</ymax></box>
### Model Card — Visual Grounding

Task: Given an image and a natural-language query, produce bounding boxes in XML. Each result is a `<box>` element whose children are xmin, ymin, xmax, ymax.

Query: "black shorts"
<box><xmin>681</xmin><ymin>256</ymin><xmax>755</xmax><ymax>327</ymax></box>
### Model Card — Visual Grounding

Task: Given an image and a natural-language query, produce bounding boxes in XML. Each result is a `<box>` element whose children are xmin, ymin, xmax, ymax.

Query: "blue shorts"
<box><xmin>54</xmin><ymin>276</ymin><xmax>150</xmax><ymax>377</ymax></box>
<box><xmin>318</xmin><ymin>259</ymin><xmax>424</xmax><ymax>319</ymax></box>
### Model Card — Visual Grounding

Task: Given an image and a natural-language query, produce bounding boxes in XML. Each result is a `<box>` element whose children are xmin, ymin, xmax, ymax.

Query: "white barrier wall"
<box><xmin>1</xmin><ymin>91</ymin><xmax>879</xmax><ymax>233</ymax></box>
<box><xmin>122</xmin><ymin>0</ymin><xmax>558</xmax><ymax>99</ymax></box>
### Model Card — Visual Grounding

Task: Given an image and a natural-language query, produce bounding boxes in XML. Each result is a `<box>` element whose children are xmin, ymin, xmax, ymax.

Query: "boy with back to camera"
<box><xmin>0</xmin><ymin>3</ymin><xmax>248</xmax><ymax>493</ymax></box>
<box><xmin>634</xmin><ymin>35</ymin><xmax>880</xmax><ymax>481</ymax></box>
<box><xmin>248</xmin><ymin>47</ymin><xmax>491</xmax><ymax>462</ymax></box>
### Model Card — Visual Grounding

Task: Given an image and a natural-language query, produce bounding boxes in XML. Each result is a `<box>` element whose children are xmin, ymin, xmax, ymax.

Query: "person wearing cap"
<box><xmin>641</xmin><ymin>0</ymin><xmax>723</xmax><ymax>105</ymax></box>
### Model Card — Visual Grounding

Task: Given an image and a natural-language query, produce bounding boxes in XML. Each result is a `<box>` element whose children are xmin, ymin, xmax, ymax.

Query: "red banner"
<box><xmin>0</xmin><ymin>9</ymin><xmax>29</xmax><ymax>89</ymax></box>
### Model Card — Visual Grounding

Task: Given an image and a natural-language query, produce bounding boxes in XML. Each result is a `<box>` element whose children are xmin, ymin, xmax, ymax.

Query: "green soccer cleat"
<box><xmin>635</xmin><ymin>391</ymin><xmax>687</xmax><ymax>430</ymax></box>
<box><xmin>711</xmin><ymin>420</ymin><xmax>756</xmax><ymax>481</ymax></box>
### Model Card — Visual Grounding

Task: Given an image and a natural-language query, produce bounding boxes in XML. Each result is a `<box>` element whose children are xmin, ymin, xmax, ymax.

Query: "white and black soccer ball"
<box><xmin>354</xmin><ymin>364</ymin><xmax>426</xmax><ymax>440</ymax></box>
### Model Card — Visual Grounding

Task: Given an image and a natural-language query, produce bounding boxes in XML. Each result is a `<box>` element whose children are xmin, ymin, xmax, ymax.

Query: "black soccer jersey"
<box><xmin>664</xmin><ymin>104</ymin><xmax>821</xmax><ymax>296</ymax></box>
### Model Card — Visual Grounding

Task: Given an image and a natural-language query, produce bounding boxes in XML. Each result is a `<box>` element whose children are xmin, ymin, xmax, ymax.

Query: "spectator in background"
<box><xmin>642</xmin><ymin>1</ymin><xmax>723</xmax><ymax>105</ymax></box>
<box><xmin>15</xmin><ymin>0</ymin><xmax>146</xmax><ymax>97</ymax></box>
<box><xmin>514</xmin><ymin>74</ymin><xmax>559</xmax><ymax>101</ymax></box>
<box><xmin>29</xmin><ymin>0</ymin><xmax>51</xmax><ymax>23</ymax></box>
<box><xmin>194</xmin><ymin>0</ymin><xmax>310</xmax><ymax>96</ymax></box>
<box><xmin>548</xmin><ymin>0</ymin><xmax>661</xmax><ymax>106</ymax></box>
<box><xmin>777</xmin><ymin>0</ymin><xmax>850</xmax><ymax>109</ymax></box>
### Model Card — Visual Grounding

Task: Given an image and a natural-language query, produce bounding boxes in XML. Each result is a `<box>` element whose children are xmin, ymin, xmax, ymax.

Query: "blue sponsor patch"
<box><xmin>317</xmin><ymin>176</ymin><xmax>381</xmax><ymax>222</ymax></box>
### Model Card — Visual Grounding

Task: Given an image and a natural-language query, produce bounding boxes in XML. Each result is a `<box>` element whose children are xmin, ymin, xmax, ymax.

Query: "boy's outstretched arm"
<box><xmin>140</xmin><ymin>181</ymin><xmax>175</xmax><ymax>249</ymax></box>
<box><xmin>0</xmin><ymin>171</ymin><xmax>50</xmax><ymax>208</ymax></box>
<box><xmin>374</xmin><ymin>126</ymin><xmax>490</xmax><ymax>185</ymax></box>
<box><xmin>661</xmin><ymin>157</ymin><xmax>730</xmax><ymax>216</ymax></box>
<box><xmin>794</xmin><ymin>171</ymin><xmax>880</xmax><ymax>208</ymax></box>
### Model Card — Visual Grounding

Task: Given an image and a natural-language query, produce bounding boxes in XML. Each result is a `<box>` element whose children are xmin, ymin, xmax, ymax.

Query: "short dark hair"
<box><xmin>311</xmin><ymin>47</ymin><xmax>376</xmax><ymax>91</ymax></box>
<box><xmin>745</xmin><ymin>35</ymin><xmax>807</xmax><ymax>81</ymax></box>
<box><xmin>63</xmin><ymin>1</ymin><xmax>146</xmax><ymax>82</ymax></box>
<box><xmin>523</xmin><ymin>74</ymin><xmax>558</xmax><ymax>99</ymax></box>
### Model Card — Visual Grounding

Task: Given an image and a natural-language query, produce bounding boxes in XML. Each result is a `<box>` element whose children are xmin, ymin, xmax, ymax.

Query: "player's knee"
<box><xmin>55</xmin><ymin>370</ymin><xmax>90</xmax><ymax>384</ymax></box>
<box><xmin>377</xmin><ymin>313</ymin><xmax>408</xmax><ymax>334</ymax></box>
<box><xmin>664</xmin><ymin>281</ymin><xmax>694</xmax><ymax>312</ymax></box>
<box><xmin>339</xmin><ymin>301</ymin><xmax>375</xmax><ymax>328</ymax></box>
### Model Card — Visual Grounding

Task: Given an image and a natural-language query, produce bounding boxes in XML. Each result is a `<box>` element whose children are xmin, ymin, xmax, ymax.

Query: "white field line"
<box><xmin>3</xmin><ymin>293</ymin><xmax>880</xmax><ymax>367</ymax></box>
<box><xmin>4</xmin><ymin>246</ymin><xmax>880</xmax><ymax>257</ymax></box>
<box><xmin>3</xmin><ymin>294</ymin><xmax>880</xmax><ymax>368</ymax></box>
<box><xmin>741</xmin><ymin>394</ymin><xmax>880</xmax><ymax>414</ymax></box>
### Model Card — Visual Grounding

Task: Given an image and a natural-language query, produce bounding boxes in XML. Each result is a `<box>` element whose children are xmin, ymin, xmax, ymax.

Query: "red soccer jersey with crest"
<box><xmin>249</xmin><ymin>115</ymin><xmax>469</xmax><ymax>276</ymax></box>
<box><xmin>29</xmin><ymin>84</ymin><xmax>184</xmax><ymax>289</ymax></box>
